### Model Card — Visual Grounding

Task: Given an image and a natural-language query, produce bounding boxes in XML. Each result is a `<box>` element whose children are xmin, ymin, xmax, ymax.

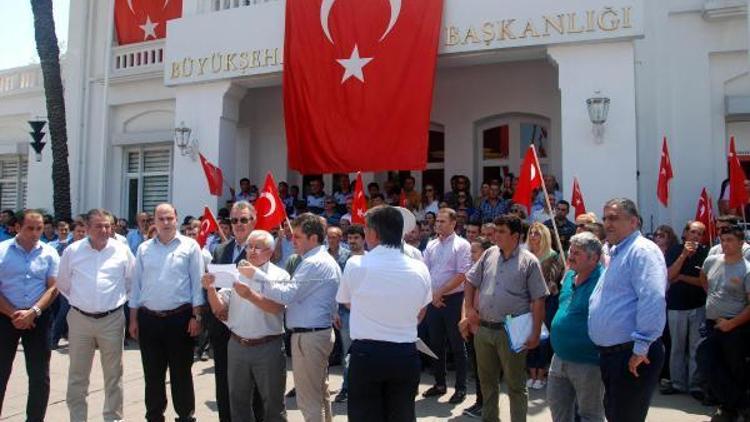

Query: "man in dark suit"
<box><xmin>207</xmin><ymin>201</ymin><xmax>256</xmax><ymax>422</ymax></box>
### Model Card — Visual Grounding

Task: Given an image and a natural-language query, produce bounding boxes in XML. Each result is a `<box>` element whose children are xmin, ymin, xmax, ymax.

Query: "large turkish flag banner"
<box><xmin>283</xmin><ymin>0</ymin><xmax>444</xmax><ymax>174</ymax></box>
<box><xmin>115</xmin><ymin>0</ymin><xmax>182</xmax><ymax>45</ymax></box>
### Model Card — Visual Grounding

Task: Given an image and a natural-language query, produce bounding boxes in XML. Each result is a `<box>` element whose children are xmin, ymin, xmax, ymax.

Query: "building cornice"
<box><xmin>703</xmin><ymin>0</ymin><xmax>748</xmax><ymax>21</ymax></box>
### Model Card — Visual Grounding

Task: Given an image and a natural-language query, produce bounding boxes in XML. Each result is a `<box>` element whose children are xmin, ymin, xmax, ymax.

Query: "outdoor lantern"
<box><xmin>28</xmin><ymin>120</ymin><xmax>47</xmax><ymax>162</ymax></box>
<box><xmin>586</xmin><ymin>91</ymin><xmax>610</xmax><ymax>142</ymax></box>
<box><xmin>174</xmin><ymin>121</ymin><xmax>198</xmax><ymax>160</ymax></box>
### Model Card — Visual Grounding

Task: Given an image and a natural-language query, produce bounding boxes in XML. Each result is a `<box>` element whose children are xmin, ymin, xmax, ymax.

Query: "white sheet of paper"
<box><xmin>207</xmin><ymin>264</ymin><xmax>240</xmax><ymax>289</ymax></box>
<box><xmin>417</xmin><ymin>338</ymin><xmax>438</xmax><ymax>359</ymax></box>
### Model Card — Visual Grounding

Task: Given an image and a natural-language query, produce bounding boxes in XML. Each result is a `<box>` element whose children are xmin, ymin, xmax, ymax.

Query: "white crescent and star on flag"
<box><xmin>126</xmin><ymin>0</ymin><xmax>172</xmax><ymax>41</ymax></box>
<box><xmin>259</xmin><ymin>192</ymin><xmax>277</xmax><ymax>218</ymax></box>
<box><xmin>200</xmin><ymin>218</ymin><xmax>210</xmax><ymax>233</ymax></box>
<box><xmin>320</xmin><ymin>0</ymin><xmax>402</xmax><ymax>84</ymax></box>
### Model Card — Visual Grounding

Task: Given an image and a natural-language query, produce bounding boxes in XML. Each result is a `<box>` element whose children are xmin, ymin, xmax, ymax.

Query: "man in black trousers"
<box><xmin>129</xmin><ymin>204</ymin><xmax>205</xmax><ymax>422</ymax></box>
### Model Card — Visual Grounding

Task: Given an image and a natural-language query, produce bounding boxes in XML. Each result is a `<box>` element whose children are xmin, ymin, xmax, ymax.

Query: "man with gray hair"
<box><xmin>58</xmin><ymin>208</ymin><xmax>135</xmax><ymax>422</ymax></box>
<box><xmin>547</xmin><ymin>232</ymin><xmax>604</xmax><ymax>422</ymax></box>
<box><xmin>233</xmin><ymin>213</ymin><xmax>340</xmax><ymax>422</ymax></box>
<box><xmin>206</xmin><ymin>200</ymin><xmax>258</xmax><ymax>422</ymax></box>
<box><xmin>588</xmin><ymin>198</ymin><xmax>667</xmax><ymax>422</ymax></box>
<box><xmin>203</xmin><ymin>230</ymin><xmax>290</xmax><ymax>422</ymax></box>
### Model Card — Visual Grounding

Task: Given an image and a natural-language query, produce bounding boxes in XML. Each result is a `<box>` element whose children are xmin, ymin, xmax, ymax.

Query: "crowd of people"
<box><xmin>0</xmin><ymin>172</ymin><xmax>748</xmax><ymax>422</ymax></box>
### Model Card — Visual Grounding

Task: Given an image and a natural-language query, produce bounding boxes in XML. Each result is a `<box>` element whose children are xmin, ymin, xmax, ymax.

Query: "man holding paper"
<box><xmin>203</xmin><ymin>230</ymin><xmax>289</xmax><ymax>421</ymax></box>
<box><xmin>464</xmin><ymin>214</ymin><xmax>548</xmax><ymax>422</ymax></box>
<box><xmin>206</xmin><ymin>201</ymin><xmax>256</xmax><ymax>422</ymax></box>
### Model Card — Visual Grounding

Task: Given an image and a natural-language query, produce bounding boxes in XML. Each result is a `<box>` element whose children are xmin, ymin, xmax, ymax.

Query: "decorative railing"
<box><xmin>0</xmin><ymin>65</ymin><xmax>43</xmax><ymax>95</ymax></box>
<box><xmin>112</xmin><ymin>39</ymin><xmax>165</xmax><ymax>77</ymax></box>
<box><xmin>196</xmin><ymin>0</ymin><xmax>279</xmax><ymax>14</ymax></box>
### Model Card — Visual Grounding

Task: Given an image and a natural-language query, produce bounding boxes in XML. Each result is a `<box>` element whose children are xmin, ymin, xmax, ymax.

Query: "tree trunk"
<box><xmin>31</xmin><ymin>0</ymin><xmax>71</xmax><ymax>220</ymax></box>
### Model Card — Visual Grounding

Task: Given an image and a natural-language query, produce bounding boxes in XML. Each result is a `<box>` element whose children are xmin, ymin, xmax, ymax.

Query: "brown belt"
<box><xmin>139</xmin><ymin>303</ymin><xmax>192</xmax><ymax>318</ymax></box>
<box><xmin>230</xmin><ymin>332</ymin><xmax>283</xmax><ymax>347</ymax></box>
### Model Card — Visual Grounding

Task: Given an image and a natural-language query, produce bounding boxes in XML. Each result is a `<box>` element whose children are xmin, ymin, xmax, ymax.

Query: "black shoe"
<box><xmin>463</xmin><ymin>403</ymin><xmax>482</xmax><ymax>418</ymax></box>
<box><xmin>286</xmin><ymin>388</ymin><xmax>296</xmax><ymax>398</ymax></box>
<box><xmin>449</xmin><ymin>390</ymin><xmax>466</xmax><ymax>404</ymax></box>
<box><xmin>690</xmin><ymin>390</ymin><xmax>705</xmax><ymax>402</ymax></box>
<box><xmin>703</xmin><ymin>393</ymin><xmax>720</xmax><ymax>407</ymax></box>
<box><xmin>659</xmin><ymin>384</ymin><xmax>682</xmax><ymax>395</ymax></box>
<box><xmin>334</xmin><ymin>389</ymin><xmax>348</xmax><ymax>403</ymax></box>
<box><xmin>422</xmin><ymin>385</ymin><xmax>447</xmax><ymax>398</ymax></box>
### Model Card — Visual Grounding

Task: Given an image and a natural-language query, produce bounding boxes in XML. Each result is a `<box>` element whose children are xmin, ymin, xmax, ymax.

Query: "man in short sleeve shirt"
<box><xmin>464</xmin><ymin>214</ymin><xmax>548</xmax><ymax>422</ymax></box>
<box><xmin>0</xmin><ymin>210</ymin><xmax>60</xmax><ymax>422</ymax></box>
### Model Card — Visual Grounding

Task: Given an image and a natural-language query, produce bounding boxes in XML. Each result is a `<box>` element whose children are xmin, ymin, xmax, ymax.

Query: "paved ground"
<box><xmin>1</xmin><ymin>341</ymin><xmax>714</xmax><ymax>421</ymax></box>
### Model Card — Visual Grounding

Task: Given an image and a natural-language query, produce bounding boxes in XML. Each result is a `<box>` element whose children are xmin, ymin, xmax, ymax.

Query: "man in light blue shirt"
<box><xmin>588</xmin><ymin>198</ymin><xmax>667</xmax><ymax>422</ymax></box>
<box><xmin>0</xmin><ymin>209</ymin><xmax>60</xmax><ymax>422</ymax></box>
<box><xmin>126</xmin><ymin>211</ymin><xmax>150</xmax><ymax>255</ymax></box>
<box><xmin>240</xmin><ymin>213</ymin><xmax>340</xmax><ymax>422</ymax></box>
<box><xmin>129</xmin><ymin>204</ymin><xmax>204</xmax><ymax>422</ymax></box>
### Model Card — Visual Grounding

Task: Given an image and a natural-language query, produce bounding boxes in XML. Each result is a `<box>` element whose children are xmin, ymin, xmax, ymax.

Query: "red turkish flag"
<box><xmin>657</xmin><ymin>137</ymin><xmax>674</xmax><ymax>207</ymax></box>
<box><xmin>513</xmin><ymin>147</ymin><xmax>544</xmax><ymax>213</ymax></box>
<box><xmin>695</xmin><ymin>188</ymin><xmax>716</xmax><ymax>245</ymax></box>
<box><xmin>196</xmin><ymin>207</ymin><xmax>218</xmax><ymax>248</ymax></box>
<box><xmin>114</xmin><ymin>0</ymin><xmax>182</xmax><ymax>45</ymax></box>
<box><xmin>570</xmin><ymin>177</ymin><xmax>587</xmax><ymax>218</ymax></box>
<box><xmin>255</xmin><ymin>172</ymin><xmax>288</xmax><ymax>231</ymax></box>
<box><xmin>351</xmin><ymin>172</ymin><xmax>367</xmax><ymax>225</ymax></box>
<box><xmin>199</xmin><ymin>153</ymin><xmax>223</xmax><ymax>196</ymax></box>
<box><xmin>728</xmin><ymin>136</ymin><xmax>749</xmax><ymax>210</ymax></box>
<box><xmin>283</xmin><ymin>0</ymin><xmax>443</xmax><ymax>174</ymax></box>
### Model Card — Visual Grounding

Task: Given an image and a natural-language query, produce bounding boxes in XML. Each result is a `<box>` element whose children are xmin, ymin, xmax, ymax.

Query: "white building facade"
<box><xmin>0</xmin><ymin>0</ymin><xmax>747</xmax><ymax>228</ymax></box>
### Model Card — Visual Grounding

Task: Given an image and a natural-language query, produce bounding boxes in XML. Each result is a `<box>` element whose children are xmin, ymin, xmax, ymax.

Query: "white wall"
<box><xmin>634</xmin><ymin>1</ymin><xmax>749</xmax><ymax>230</ymax></box>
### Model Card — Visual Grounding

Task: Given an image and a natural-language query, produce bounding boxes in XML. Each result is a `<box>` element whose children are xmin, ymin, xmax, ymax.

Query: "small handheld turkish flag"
<box><xmin>695</xmin><ymin>188</ymin><xmax>716</xmax><ymax>245</ymax></box>
<box><xmin>199</xmin><ymin>154</ymin><xmax>224</xmax><ymax>197</ymax></box>
<box><xmin>657</xmin><ymin>137</ymin><xmax>674</xmax><ymax>207</ymax></box>
<box><xmin>196</xmin><ymin>207</ymin><xmax>218</xmax><ymax>248</ymax></box>
<box><xmin>352</xmin><ymin>172</ymin><xmax>367</xmax><ymax>225</ymax></box>
<box><xmin>571</xmin><ymin>178</ymin><xmax>587</xmax><ymax>218</ymax></box>
<box><xmin>513</xmin><ymin>147</ymin><xmax>544</xmax><ymax>214</ymax></box>
<box><xmin>728</xmin><ymin>137</ymin><xmax>749</xmax><ymax>211</ymax></box>
<box><xmin>283</xmin><ymin>0</ymin><xmax>444</xmax><ymax>173</ymax></box>
<box><xmin>114</xmin><ymin>0</ymin><xmax>182</xmax><ymax>45</ymax></box>
<box><xmin>255</xmin><ymin>172</ymin><xmax>288</xmax><ymax>231</ymax></box>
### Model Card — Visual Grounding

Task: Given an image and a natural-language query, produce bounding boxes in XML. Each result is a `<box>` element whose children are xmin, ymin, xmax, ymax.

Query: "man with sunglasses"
<box><xmin>206</xmin><ymin>201</ymin><xmax>257</xmax><ymax>422</ymax></box>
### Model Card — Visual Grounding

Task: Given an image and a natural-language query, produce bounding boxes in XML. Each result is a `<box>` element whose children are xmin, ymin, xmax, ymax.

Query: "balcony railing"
<box><xmin>196</xmin><ymin>0</ymin><xmax>279</xmax><ymax>14</ymax></box>
<box><xmin>112</xmin><ymin>39</ymin><xmax>165</xmax><ymax>77</ymax></box>
<box><xmin>0</xmin><ymin>65</ymin><xmax>43</xmax><ymax>95</ymax></box>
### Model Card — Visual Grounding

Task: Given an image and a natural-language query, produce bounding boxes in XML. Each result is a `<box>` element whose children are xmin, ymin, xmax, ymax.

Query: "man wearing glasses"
<box><xmin>207</xmin><ymin>201</ymin><xmax>257</xmax><ymax>422</ymax></box>
<box><xmin>203</xmin><ymin>230</ymin><xmax>290</xmax><ymax>421</ymax></box>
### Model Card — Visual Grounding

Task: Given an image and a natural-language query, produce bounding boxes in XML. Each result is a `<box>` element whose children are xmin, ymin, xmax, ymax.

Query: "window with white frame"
<box><xmin>0</xmin><ymin>154</ymin><xmax>27</xmax><ymax>210</ymax></box>
<box><xmin>123</xmin><ymin>145</ymin><xmax>172</xmax><ymax>223</ymax></box>
<box><xmin>476</xmin><ymin>115</ymin><xmax>551</xmax><ymax>187</ymax></box>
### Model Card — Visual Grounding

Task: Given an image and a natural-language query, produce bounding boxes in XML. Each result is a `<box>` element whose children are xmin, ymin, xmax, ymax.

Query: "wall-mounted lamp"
<box><xmin>586</xmin><ymin>91</ymin><xmax>610</xmax><ymax>143</ymax></box>
<box><xmin>174</xmin><ymin>121</ymin><xmax>198</xmax><ymax>160</ymax></box>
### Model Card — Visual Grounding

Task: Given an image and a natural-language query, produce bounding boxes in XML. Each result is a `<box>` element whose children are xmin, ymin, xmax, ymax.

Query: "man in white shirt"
<box><xmin>57</xmin><ymin>209</ymin><xmax>135</xmax><ymax>422</ymax></box>
<box><xmin>203</xmin><ymin>230</ymin><xmax>290</xmax><ymax>422</ymax></box>
<box><xmin>337</xmin><ymin>205</ymin><xmax>431</xmax><ymax>421</ymax></box>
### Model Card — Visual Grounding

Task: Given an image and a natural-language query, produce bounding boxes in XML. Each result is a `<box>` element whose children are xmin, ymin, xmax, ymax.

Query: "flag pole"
<box><xmin>531</xmin><ymin>146</ymin><xmax>566</xmax><ymax>260</ymax></box>
<box><xmin>207</xmin><ymin>207</ymin><xmax>227</xmax><ymax>243</ymax></box>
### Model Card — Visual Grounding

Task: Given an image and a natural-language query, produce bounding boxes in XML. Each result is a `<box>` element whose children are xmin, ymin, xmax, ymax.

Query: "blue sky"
<box><xmin>0</xmin><ymin>0</ymin><xmax>70</xmax><ymax>70</ymax></box>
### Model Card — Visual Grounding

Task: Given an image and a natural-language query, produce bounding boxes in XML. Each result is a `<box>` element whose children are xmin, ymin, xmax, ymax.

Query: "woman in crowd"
<box><xmin>653</xmin><ymin>224</ymin><xmax>679</xmax><ymax>256</ymax></box>
<box><xmin>525</xmin><ymin>222</ymin><xmax>565</xmax><ymax>389</ymax></box>
<box><xmin>421</xmin><ymin>184</ymin><xmax>440</xmax><ymax>217</ymax></box>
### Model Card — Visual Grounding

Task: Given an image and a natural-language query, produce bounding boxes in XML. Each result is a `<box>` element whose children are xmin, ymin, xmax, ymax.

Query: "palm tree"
<box><xmin>31</xmin><ymin>0</ymin><xmax>71</xmax><ymax>220</ymax></box>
